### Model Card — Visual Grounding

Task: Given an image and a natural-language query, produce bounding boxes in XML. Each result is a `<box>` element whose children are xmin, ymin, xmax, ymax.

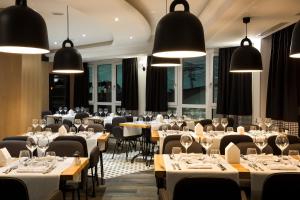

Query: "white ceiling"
<box><xmin>0</xmin><ymin>0</ymin><xmax>299</xmax><ymax>61</ymax></box>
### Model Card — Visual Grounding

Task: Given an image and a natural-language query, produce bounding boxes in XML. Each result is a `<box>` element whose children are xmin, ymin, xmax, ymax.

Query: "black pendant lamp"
<box><xmin>230</xmin><ymin>17</ymin><xmax>262</xmax><ymax>73</ymax></box>
<box><xmin>290</xmin><ymin>20</ymin><xmax>300</xmax><ymax>58</ymax></box>
<box><xmin>151</xmin><ymin>56</ymin><xmax>181</xmax><ymax>67</ymax></box>
<box><xmin>152</xmin><ymin>0</ymin><xmax>206</xmax><ymax>58</ymax></box>
<box><xmin>0</xmin><ymin>0</ymin><xmax>49</xmax><ymax>54</ymax></box>
<box><xmin>53</xmin><ymin>6</ymin><xmax>83</xmax><ymax>74</ymax></box>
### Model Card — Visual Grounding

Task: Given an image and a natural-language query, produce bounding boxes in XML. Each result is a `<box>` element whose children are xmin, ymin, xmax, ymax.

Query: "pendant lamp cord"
<box><xmin>67</xmin><ymin>5</ymin><xmax>69</xmax><ymax>40</ymax></box>
<box><xmin>165</xmin><ymin>0</ymin><xmax>167</xmax><ymax>14</ymax></box>
<box><xmin>245</xmin><ymin>22</ymin><xmax>248</xmax><ymax>38</ymax></box>
<box><xmin>16</xmin><ymin>0</ymin><xmax>27</xmax><ymax>6</ymax></box>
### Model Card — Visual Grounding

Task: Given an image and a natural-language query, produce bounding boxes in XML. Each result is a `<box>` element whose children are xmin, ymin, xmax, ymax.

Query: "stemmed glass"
<box><xmin>37</xmin><ymin>135</ymin><xmax>49</xmax><ymax>157</ymax></box>
<box><xmin>117</xmin><ymin>108</ymin><xmax>121</xmax><ymax>115</ymax></box>
<box><xmin>275</xmin><ymin>133</ymin><xmax>289</xmax><ymax>157</ymax></box>
<box><xmin>121</xmin><ymin>108</ymin><xmax>126</xmax><ymax>116</ymax></box>
<box><xmin>167</xmin><ymin>111</ymin><xmax>172</xmax><ymax>119</ymax></box>
<box><xmin>98</xmin><ymin>108</ymin><xmax>103</xmax><ymax>116</ymax></box>
<box><xmin>143</xmin><ymin>111</ymin><xmax>148</xmax><ymax>122</ymax></box>
<box><xmin>32</xmin><ymin>119</ymin><xmax>39</xmax><ymax>132</ymax></box>
<box><xmin>180</xmin><ymin>133</ymin><xmax>193</xmax><ymax>155</ymax></box>
<box><xmin>74</xmin><ymin>119</ymin><xmax>81</xmax><ymax>133</ymax></box>
<box><xmin>82</xmin><ymin>119</ymin><xmax>89</xmax><ymax>130</ymax></box>
<box><xmin>212</xmin><ymin>118</ymin><xmax>220</xmax><ymax>131</ymax></box>
<box><xmin>221</xmin><ymin>118</ymin><xmax>228</xmax><ymax>133</ymax></box>
<box><xmin>63</xmin><ymin>106</ymin><xmax>68</xmax><ymax>114</ymax></box>
<box><xmin>39</xmin><ymin>119</ymin><xmax>46</xmax><ymax>131</ymax></box>
<box><xmin>254</xmin><ymin>134</ymin><xmax>268</xmax><ymax>154</ymax></box>
<box><xmin>26</xmin><ymin>136</ymin><xmax>37</xmax><ymax>158</ymax></box>
<box><xmin>256</xmin><ymin>117</ymin><xmax>264</xmax><ymax>131</ymax></box>
<box><xmin>58</xmin><ymin>107</ymin><xmax>63</xmax><ymax>114</ymax></box>
<box><xmin>200</xmin><ymin>135</ymin><xmax>213</xmax><ymax>156</ymax></box>
<box><xmin>264</xmin><ymin>118</ymin><xmax>272</xmax><ymax>133</ymax></box>
<box><xmin>147</xmin><ymin>111</ymin><xmax>153</xmax><ymax>121</ymax></box>
<box><xmin>104</xmin><ymin>108</ymin><xmax>108</xmax><ymax>116</ymax></box>
<box><xmin>176</xmin><ymin>118</ymin><xmax>184</xmax><ymax>131</ymax></box>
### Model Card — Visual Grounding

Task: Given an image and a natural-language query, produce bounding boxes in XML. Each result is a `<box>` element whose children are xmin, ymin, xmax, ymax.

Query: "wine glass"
<box><xmin>254</xmin><ymin>134</ymin><xmax>268</xmax><ymax>154</ymax></box>
<box><xmin>200</xmin><ymin>135</ymin><xmax>213</xmax><ymax>155</ymax></box>
<box><xmin>256</xmin><ymin>117</ymin><xmax>264</xmax><ymax>131</ymax></box>
<box><xmin>226</xmin><ymin>127</ymin><xmax>234</xmax><ymax>134</ymax></box>
<box><xmin>37</xmin><ymin>135</ymin><xmax>49</xmax><ymax>157</ymax></box>
<box><xmin>26</xmin><ymin>136</ymin><xmax>37</xmax><ymax>158</ymax></box>
<box><xmin>206</xmin><ymin>125</ymin><xmax>213</xmax><ymax>134</ymax></box>
<box><xmin>63</xmin><ymin>106</ymin><xmax>68</xmax><ymax>114</ymax></box>
<box><xmin>176</xmin><ymin>118</ymin><xmax>184</xmax><ymax>131</ymax></box>
<box><xmin>167</xmin><ymin>110</ymin><xmax>172</xmax><ymax>119</ymax></box>
<box><xmin>249</xmin><ymin>125</ymin><xmax>257</xmax><ymax>135</ymax></box>
<box><xmin>74</xmin><ymin>119</ymin><xmax>82</xmax><ymax>133</ymax></box>
<box><xmin>212</xmin><ymin>118</ymin><xmax>220</xmax><ymax>131</ymax></box>
<box><xmin>180</xmin><ymin>133</ymin><xmax>193</xmax><ymax>154</ymax></box>
<box><xmin>104</xmin><ymin>108</ymin><xmax>108</xmax><ymax>116</ymax></box>
<box><xmin>147</xmin><ymin>111</ymin><xmax>153</xmax><ymax>121</ymax></box>
<box><xmin>19</xmin><ymin>150</ymin><xmax>30</xmax><ymax>166</ymax></box>
<box><xmin>121</xmin><ymin>108</ymin><xmax>126</xmax><ymax>116</ymax></box>
<box><xmin>87</xmin><ymin>128</ymin><xmax>94</xmax><ymax>138</ymax></box>
<box><xmin>82</xmin><ymin>119</ymin><xmax>89</xmax><ymax>130</ymax></box>
<box><xmin>98</xmin><ymin>108</ymin><xmax>103</xmax><ymax>116</ymax></box>
<box><xmin>143</xmin><ymin>111</ymin><xmax>148</xmax><ymax>122</ymax></box>
<box><xmin>39</xmin><ymin>119</ymin><xmax>46</xmax><ymax>131</ymax></box>
<box><xmin>246</xmin><ymin>148</ymin><xmax>257</xmax><ymax>163</ymax></box>
<box><xmin>264</xmin><ymin>118</ymin><xmax>272</xmax><ymax>133</ymax></box>
<box><xmin>221</xmin><ymin>118</ymin><xmax>228</xmax><ymax>133</ymax></box>
<box><xmin>58</xmin><ymin>107</ymin><xmax>63</xmax><ymax>114</ymax></box>
<box><xmin>275</xmin><ymin>133</ymin><xmax>289</xmax><ymax>157</ymax></box>
<box><xmin>32</xmin><ymin>119</ymin><xmax>39</xmax><ymax>132</ymax></box>
<box><xmin>75</xmin><ymin>107</ymin><xmax>80</xmax><ymax>113</ymax></box>
<box><xmin>69</xmin><ymin>127</ymin><xmax>76</xmax><ymax>135</ymax></box>
<box><xmin>117</xmin><ymin>107</ymin><xmax>121</xmax><ymax>115</ymax></box>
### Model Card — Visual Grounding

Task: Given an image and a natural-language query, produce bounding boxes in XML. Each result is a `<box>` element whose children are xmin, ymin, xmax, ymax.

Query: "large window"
<box><xmin>213</xmin><ymin>56</ymin><xmax>219</xmax><ymax>104</ymax></box>
<box><xmin>97</xmin><ymin>64</ymin><xmax>112</xmax><ymax>102</ymax></box>
<box><xmin>167</xmin><ymin>67</ymin><xmax>175</xmax><ymax>102</ymax></box>
<box><xmin>116</xmin><ymin>64</ymin><xmax>122</xmax><ymax>101</ymax></box>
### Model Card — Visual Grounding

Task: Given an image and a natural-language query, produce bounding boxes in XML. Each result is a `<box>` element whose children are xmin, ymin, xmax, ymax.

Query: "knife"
<box><xmin>217</xmin><ymin>163</ymin><xmax>226</xmax><ymax>171</ymax></box>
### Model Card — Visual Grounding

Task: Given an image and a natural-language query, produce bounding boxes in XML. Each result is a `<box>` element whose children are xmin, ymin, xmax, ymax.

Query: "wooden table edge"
<box><xmin>119</xmin><ymin>123</ymin><xmax>151</xmax><ymax>129</ymax></box>
<box><xmin>60</xmin><ymin>157</ymin><xmax>89</xmax><ymax>180</ymax></box>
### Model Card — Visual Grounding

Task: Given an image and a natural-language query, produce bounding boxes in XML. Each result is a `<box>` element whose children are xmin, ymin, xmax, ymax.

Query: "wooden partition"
<box><xmin>0</xmin><ymin>53</ymin><xmax>49</xmax><ymax>139</ymax></box>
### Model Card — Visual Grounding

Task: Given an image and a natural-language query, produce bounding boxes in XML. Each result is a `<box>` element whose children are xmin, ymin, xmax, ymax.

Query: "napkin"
<box><xmin>194</xmin><ymin>123</ymin><xmax>203</xmax><ymax>136</ymax></box>
<box><xmin>156</xmin><ymin>114</ymin><xmax>164</xmax><ymax>123</ymax></box>
<box><xmin>17</xmin><ymin>165</ymin><xmax>51</xmax><ymax>173</ymax></box>
<box><xmin>237</xmin><ymin>126</ymin><xmax>245</xmax><ymax>135</ymax></box>
<box><xmin>58</xmin><ymin>125</ymin><xmax>67</xmax><ymax>135</ymax></box>
<box><xmin>267</xmin><ymin>164</ymin><xmax>297</xmax><ymax>170</ymax></box>
<box><xmin>225</xmin><ymin>142</ymin><xmax>240</xmax><ymax>164</ymax></box>
<box><xmin>186</xmin><ymin>163</ymin><xmax>213</xmax><ymax>169</ymax></box>
<box><xmin>0</xmin><ymin>148</ymin><xmax>12</xmax><ymax>167</ymax></box>
<box><xmin>68</xmin><ymin>109</ymin><xmax>75</xmax><ymax>115</ymax></box>
<box><xmin>110</xmin><ymin>113</ymin><xmax>114</xmax><ymax>117</ymax></box>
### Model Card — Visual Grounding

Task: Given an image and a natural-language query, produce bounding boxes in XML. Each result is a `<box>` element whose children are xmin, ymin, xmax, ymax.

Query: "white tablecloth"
<box><xmin>46</xmin><ymin>114</ymin><xmax>76</xmax><ymax>125</ymax></box>
<box><xmin>0</xmin><ymin>157</ymin><xmax>74</xmax><ymax>200</ymax></box>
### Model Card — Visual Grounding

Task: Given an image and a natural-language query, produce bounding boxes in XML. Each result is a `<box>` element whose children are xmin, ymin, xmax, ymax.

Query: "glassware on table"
<box><xmin>176</xmin><ymin>118</ymin><xmax>184</xmax><ymax>131</ymax></box>
<box><xmin>212</xmin><ymin>118</ymin><xmax>220</xmax><ymax>131</ymax></box>
<box><xmin>32</xmin><ymin>119</ymin><xmax>39</xmax><ymax>131</ymax></box>
<box><xmin>256</xmin><ymin>117</ymin><xmax>264</xmax><ymax>131</ymax></box>
<box><xmin>264</xmin><ymin>118</ymin><xmax>272</xmax><ymax>133</ymax></box>
<box><xmin>246</xmin><ymin>148</ymin><xmax>257</xmax><ymax>162</ymax></box>
<box><xmin>254</xmin><ymin>134</ymin><xmax>268</xmax><ymax>154</ymax></box>
<box><xmin>82</xmin><ymin>119</ymin><xmax>89</xmax><ymax>130</ymax></box>
<box><xmin>121</xmin><ymin>108</ymin><xmax>126</xmax><ymax>116</ymax></box>
<box><xmin>87</xmin><ymin>128</ymin><xmax>94</xmax><ymax>138</ymax></box>
<box><xmin>171</xmin><ymin>147</ymin><xmax>182</xmax><ymax>162</ymax></box>
<box><xmin>288</xmin><ymin>150</ymin><xmax>300</xmax><ymax>166</ymax></box>
<box><xmin>183</xmin><ymin>126</ymin><xmax>189</xmax><ymax>132</ymax></box>
<box><xmin>117</xmin><ymin>107</ymin><xmax>121</xmax><ymax>115</ymax></box>
<box><xmin>143</xmin><ymin>111</ymin><xmax>148</xmax><ymax>122</ymax></box>
<box><xmin>210</xmin><ymin>148</ymin><xmax>220</xmax><ymax>159</ymax></box>
<box><xmin>206</xmin><ymin>125</ymin><xmax>213</xmax><ymax>134</ymax></box>
<box><xmin>39</xmin><ymin>119</ymin><xmax>47</xmax><ymax>130</ymax></box>
<box><xmin>221</xmin><ymin>118</ymin><xmax>228</xmax><ymax>132</ymax></box>
<box><xmin>74</xmin><ymin>119</ymin><xmax>82</xmax><ymax>133</ymax></box>
<box><xmin>200</xmin><ymin>135</ymin><xmax>213</xmax><ymax>155</ymax></box>
<box><xmin>75</xmin><ymin>107</ymin><xmax>80</xmax><ymax>113</ymax></box>
<box><xmin>275</xmin><ymin>133</ymin><xmax>289</xmax><ymax>157</ymax></box>
<box><xmin>19</xmin><ymin>150</ymin><xmax>30</xmax><ymax>166</ymax></box>
<box><xmin>58</xmin><ymin>107</ymin><xmax>63</xmax><ymax>114</ymax></box>
<box><xmin>45</xmin><ymin>151</ymin><xmax>56</xmax><ymax>165</ymax></box>
<box><xmin>249</xmin><ymin>125</ymin><xmax>257</xmax><ymax>134</ymax></box>
<box><xmin>98</xmin><ymin>108</ymin><xmax>103</xmax><ymax>116</ymax></box>
<box><xmin>161</xmin><ymin>124</ymin><xmax>168</xmax><ymax>132</ymax></box>
<box><xmin>226</xmin><ymin>127</ymin><xmax>234</xmax><ymax>134</ymax></box>
<box><xmin>63</xmin><ymin>106</ymin><xmax>68</xmax><ymax>114</ymax></box>
<box><xmin>37</xmin><ymin>135</ymin><xmax>49</xmax><ymax>157</ymax></box>
<box><xmin>180</xmin><ymin>133</ymin><xmax>193</xmax><ymax>154</ymax></box>
<box><xmin>167</xmin><ymin>111</ymin><xmax>172</xmax><ymax>119</ymax></box>
<box><xmin>27</xmin><ymin>127</ymin><xmax>34</xmax><ymax>136</ymax></box>
<box><xmin>104</xmin><ymin>108</ymin><xmax>108</xmax><ymax>116</ymax></box>
<box><xmin>272</xmin><ymin>126</ymin><xmax>279</xmax><ymax>134</ymax></box>
<box><xmin>26</xmin><ymin>137</ymin><xmax>37</xmax><ymax>158</ymax></box>
<box><xmin>44</xmin><ymin>128</ymin><xmax>52</xmax><ymax>136</ymax></box>
<box><xmin>69</xmin><ymin>127</ymin><xmax>76</xmax><ymax>134</ymax></box>
<box><xmin>147</xmin><ymin>111</ymin><xmax>153</xmax><ymax>121</ymax></box>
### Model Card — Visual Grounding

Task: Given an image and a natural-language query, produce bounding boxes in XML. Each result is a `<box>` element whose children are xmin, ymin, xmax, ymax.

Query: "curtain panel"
<box><xmin>74</xmin><ymin>63</ymin><xmax>89</xmax><ymax>108</ymax></box>
<box><xmin>145</xmin><ymin>56</ymin><xmax>168</xmax><ymax>112</ymax></box>
<box><xmin>121</xmin><ymin>58</ymin><xmax>139</xmax><ymax>110</ymax></box>
<box><xmin>266</xmin><ymin>24</ymin><xmax>300</xmax><ymax>122</ymax></box>
<box><xmin>216</xmin><ymin>47</ymin><xmax>253</xmax><ymax>116</ymax></box>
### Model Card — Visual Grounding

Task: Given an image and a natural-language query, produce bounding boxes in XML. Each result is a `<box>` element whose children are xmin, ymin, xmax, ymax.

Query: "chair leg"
<box><xmin>112</xmin><ymin>140</ymin><xmax>118</xmax><ymax>159</ymax></box>
<box><xmin>91</xmin><ymin>167</ymin><xmax>95</xmax><ymax>197</ymax></box>
<box><xmin>95</xmin><ymin>166</ymin><xmax>99</xmax><ymax>186</ymax></box>
<box><xmin>62</xmin><ymin>191</ymin><xmax>66</xmax><ymax>200</ymax></box>
<box><xmin>77</xmin><ymin>188</ymin><xmax>80</xmax><ymax>200</ymax></box>
<box><xmin>72</xmin><ymin>190</ymin><xmax>75</xmax><ymax>200</ymax></box>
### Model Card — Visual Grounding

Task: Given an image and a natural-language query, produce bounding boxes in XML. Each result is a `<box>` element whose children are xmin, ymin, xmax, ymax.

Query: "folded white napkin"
<box><xmin>0</xmin><ymin>148</ymin><xmax>12</xmax><ymax>167</ymax></box>
<box><xmin>58</xmin><ymin>125</ymin><xmax>67</xmax><ymax>135</ymax></box>
<box><xmin>17</xmin><ymin>165</ymin><xmax>51</xmax><ymax>173</ymax></box>
<box><xmin>156</xmin><ymin>114</ymin><xmax>164</xmax><ymax>123</ymax></box>
<box><xmin>267</xmin><ymin>164</ymin><xmax>297</xmax><ymax>170</ymax></box>
<box><xmin>225</xmin><ymin>143</ymin><xmax>240</xmax><ymax>164</ymax></box>
<box><xmin>237</xmin><ymin>126</ymin><xmax>245</xmax><ymax>134</ymax></box>
<box><xmin>186</xmin><ymin>163</ymin><xmax>212</xmax><ymax>169</ymax></box>
<box><xmin>68</xmin><ymin>109</ymin><xmax>75</xmax><ymax>115</ymax></box>
<box><xmin>194</xmin><ymin>123</ymin><xmax>203</xmax><ymax>136</ymax></box>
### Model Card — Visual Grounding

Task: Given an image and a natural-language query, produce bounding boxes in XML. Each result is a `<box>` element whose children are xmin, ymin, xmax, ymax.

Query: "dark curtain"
<box><xmin>146</xmin><ymin>56</ymin><xmax>168</xmax><ymax>112</ymax></box>
<box><xmin>266</xmin><ymin>24</ymin><xmax>300</xmax><ymax>122</ymax></box>
<box><xmin>121</xmin><ymin>58</ymin><xmax>139</xmax><ymax>110</ymax></box>
<box><xmin>216</xmin><ymin>47</ymin><xmax>252</xmax><ymax>115</ymax></box>
<box><xmin>74</xmin><ymin>63</ymin><xmax>89</xmax><ymax>108</ymax></box>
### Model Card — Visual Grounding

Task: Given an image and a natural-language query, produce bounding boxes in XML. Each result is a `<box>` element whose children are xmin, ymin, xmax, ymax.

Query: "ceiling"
<box><xmin>0</xmin><ymin>0</ymin><xmax>299</xmax><ymax>61</ymax></box>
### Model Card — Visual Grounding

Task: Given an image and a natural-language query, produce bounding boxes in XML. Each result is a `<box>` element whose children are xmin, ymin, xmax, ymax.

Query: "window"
<box><xmin>182</xmin><ymin>108</ymin><xmax>206</xmax><ymax>119</ymax></box>
<box><xmin>88</xmin><ymin>66</ymin><xmax>93</xmax><ymax>101</ymax></box>
<box><xmin>116</xmin><ymin>64</ymin><xmax>122</xmax><ymax>101</ymax></box>
<box><xmin>213</xmin><ymin>56</ymin><xmax>219</xmax><ymax>103</ymax></box>
<box><xmin>167</xmin><ymin>67</ymin><xmax>175</xmax><ymax>102</ymax></box>
<box><xmin>97</xmin><ymin>64</ymin><xmax>112</xmax><ymax>102</ymax></box>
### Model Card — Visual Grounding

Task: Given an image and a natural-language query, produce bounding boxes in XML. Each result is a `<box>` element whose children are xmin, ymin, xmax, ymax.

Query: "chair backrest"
<box><xmin>47</xmin><ymin>140</ymin><xmax>84</xmax><ymax>157</ymax></box>
<box><xmin>79</xmin><ymin>124</ymin><xmax>104</xmax><ymax>132</ymax></box>
<box><xmin>41</xmin><ymin>110</ymin><xmax>52</xmax><ymax>119</ymax></box>
<box><xmin>62</xmin><ymin>119</ymin><xmax>73</xmax><ymax>128</ymax></box>
<box><xmin>74</xmin><ymin>113</ymin><xmax>89</xmax><ymax>120</ymax></box>
<box><xmin>283</xmin><ymin>143</ymin><xmax>300</xmax><ymax>154</ymax></box>
<box><xmin>171</xmin><ymin>124</ymin><xmax>180</xmax><ymax>130</ymax></box>
<box><xmin>54</xmin><ymin>136</ymin><xmax>88</xmax><ymax>157</ymax></box>
<box><xmin>45</xmin><ymin>124</ymin><xmax>69</xmax><ymax>132</ymax></box>
<box><xmin>268</xmin><ymin>135</ymin><xmax>300</xmax><ymax>155</ymax></box>
<box><xmin>3</xmin><ymin>136</ymin><xmax>28</xmax><ymax>141</ymax></box>
<box><xmin>219</xmin><ymin>135</ymin><xmax>253</xmax><ymax>155</ymax></box>
<box><xmin>125</xmin><ymin>115</ymin><xmax>133</xmax><ymax>122</ymax></box>
<box><xmin>199</xmin><ymin>119</ymin><xmax>212</xmax><ymax>127</ymax></box>
<box><xmin>262</xmin><ymin>173</ymin><xmax>300</xmax><ymax>200</ymax></box>
<box><xmin>0</xmin><ymin>141</ymin><xmax>27</xmax><ymax>157</ymax></box>
<box><xmin>0</xmin><ymin>177</ymin><xmax>29</xmax><ymax>200</ymax></box>
<box><xmin>112</xmin><ymin>116</ymin><xmax>126</xmax><ymax>127</ymax></box>
<box><xmin>173</xmin><ymin>177</ymin><xmax>241</xmax><ymax>200</ymax></box>
<box><xmin>236</xmin><ymin>142</ymin><xmax>273</xmax><ymax>155</ymax></box>
<box><xmin>162</xmin><ymin>135</ymin><xmax>202</xmax><ymax>154</ymax></box>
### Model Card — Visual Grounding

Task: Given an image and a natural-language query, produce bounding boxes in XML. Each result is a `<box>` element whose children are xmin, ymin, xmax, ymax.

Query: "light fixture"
<box><xmin>290</xmin><ymin>20</ymin><xmax>300</xmax><ymax>58</ymax></box>
<box><xmin>0</xmin><ymin>0</ymin><xmax>49</xmax><ymax>54</ymax></box>
<box><xmin>230</xmin><ymin>17</ymin><xmax>262</xmax><ymax>73</ymax></box>
<box><xmin>53</xmin><ymin>6</ymin><xmax>83</xmax><ymax>74</ymax></box>
<box><xmin>151</xmin><ymin>56</ymin><xmax>180</xmax><ymax>67</ymax></box>
<box><xmin>152</xmin><ymin>0</ymin><xmax>206</xmax><ymax>58</ymax></box>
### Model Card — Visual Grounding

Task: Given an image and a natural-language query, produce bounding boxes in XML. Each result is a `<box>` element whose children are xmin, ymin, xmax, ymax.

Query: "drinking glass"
<box><xmin>143</xmin><ymin>111</ymin><xmax>148</xmax><ymax>122</ymax></box>
<box><xmin>58</xmin><ymin>106</ymin><xmax>63</xmax><ymax>114</ymax></box>
<box><xmin>19</xmin><ymin>150</ymin><xmax>30</xmax><ymax>166</ymax></box>
<box><xmin>264</xmin><ymin>118</ymin><xmax>272</xmax><ymax>133</ymax></box>
<box><xmin>249</xmin><ymin>125</ymin><xmax>257</xmax><ymax>134</ymax></box>
<box><xmin>32</xmin><ymin>119</ymin><xmax>39</xmax><ymax>131</ymax></box>
<box><xmin>75</xmin><ymin>107</ymin><xmax>80</xmax><ymax>113</ymax></box>
<box><xmin>37</xmin><ymin>135</ymin><xmax>49</xmax><ymax>157</ymax></box>
<box><xmin>246</xmin><ymin>148</ymin><xmax>257</xmax><ymax>162</ymax></box>
<box><xmin>288</xmin><ymin>150</ymin><xmax>300</xmax><ymax>166</ymax></box>
<box><xmin>180</xmin><ymin>133</ymin><xmax>193</xmax><ymax>154</ymax></box>
<box><xmin>82</xmin><ymin>119</ymin><xmax>89</xmax><ymax>130</ymax></box>
<box><xmin>69</xmin><ymin>127</ymin><xmax>76</xmax><ymax>134</ymax></box>
<box><xmin>98</xmin><ymin>108</ymin><xmax>103</xmax><ymax>116</ymax></box>
<box><xmin>39</xmin><ymin>119</ymin><xmax>47</xmax><ymax>130</ymax></box>
<box><xmin>147</xmin><ymin>111</ymin><xmax>153</xmax><ymax>121</ymax></box>
<box><xmin>254</xmin><ymin>134</ymin><xmax>268</xmax><ymax>154</ymax></box>
<box><xmin>117</xmin><ymin>107</ymin><xmax>121</xmax><ymax>115</ymax></box>
<box><xmin>212</xmin><ymin>118</ymin><xmax>220</xmax><ymax>131</ymax></box>
<box><xmin>87</xmin><ymin>128</ymin><xmax>94</xmax><ymax>138</ymax></box>
<box><xmin>121</xmin><ymin>108</ymin><xmax>126</xmax><ymax>116</ymax></box>
<box><xmin>74</xmin><ymin>119</ymin><xmax>81</xmax><ymax>133</ymax></box>
<box><xmin>210</xmin><ymin>149</ymin><xmax>220</xmax><ymax>159</ymax></box>
<box><xmin>167</xmin><ymin>111</ymin><xmax>172</xmax><ymax>119</ymax></box>
<box><xmin>183</xmin><ymin>126</ymin><xmax>189</xmax><ymax>132</ymax></box>
<box><xmin>176</xmin><ymin>118</ymin><xmax>184</xmax><ymax>130</ymax></box>
<box><xmin>45</xmin><ymin>151</ymin><xmax>56</xmax><ymax>165</ymax></box>
<box><xmin>26</xmin><ymin>137</ymin><xmax>37</xmax><ymax>158</ymax></box>
<box><xmin>63</xmin><ymin>107</ymin><xmax>67</xmax><ymax>114</ymax></box>
<box><xmin>256</xmin><ymin>117</ymin><xmax>264</xmax><ymax>131</ymax></box>
<box><xmin>275</xmin><ymin>133</ymin><xmax>289</xmax><ymax>157</ymax></box>
<box><xmin>171</xmin><ymin>147</ymin><xmax>182</xmax><ymax>162</ymax></box>
<box><xmin>272</xmin><ymin>126</ymin><xmax>279</xmax><ymax>134</ymax></box>
<box><xmin>161</xmin><ymin>124</ymin><xmax>168</xmax><ymax>132</ymax></box>
<box><xmin>104</xmin><ymin>108</ymin><xmax>108</xmax><ymax>116</ymax></box>
<box><xmin>200</xmin><ymin>135</ymin><xmax>213</xmax><ymax>155</ymax></box>
<box><xmin>226</xmin><ymin>127</ymin><xmax>234</xmax><ymax>134</ymax></box>
<box><xmin>206</xmin><ymin>125</ymin><xmax>213</xmax><ymax>134</ymax></box>
<box><xmin>221</xmin><ymin>118</ymin><xmax>228</xmax><ymax>132</ymax></box>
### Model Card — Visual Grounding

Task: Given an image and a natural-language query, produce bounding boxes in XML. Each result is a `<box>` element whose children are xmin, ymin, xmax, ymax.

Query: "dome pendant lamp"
<box><xmin>290</xmin><ymin>20</ymin><xmax>300</xmax><ymax>58</ymax></box>
<box><xmin>0</xmin><ymin>0</ymin><xmax>49</xmax><ymax>54</ymax></box>
<box><xmin>230</xmin><ymin>17</ymin><xmax>262</xmax><ymax>73</ymax></box>
<box><xmin>53</xmin><ymin>6</ymin><xmax>83</xmax><ymax>74</ymax></box>
<box><xmin>152</xmin><ymin>0</ymin><xmax>206</xmax><ymax>58</ymax></box>
<box><xmin>151</xmin><ymin>56</ymin><xmax>181</xmax><ymax>67</ymax></box>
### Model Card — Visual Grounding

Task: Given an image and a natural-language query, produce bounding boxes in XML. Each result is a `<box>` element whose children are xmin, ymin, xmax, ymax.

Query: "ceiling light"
<box><xmin>151</xmin><ymin>56</ymin><xmax>180</xmax><ymax>67</ymax></box>
<box><xmin>54</xmin><ymin>42</ymin><xmax>58</xmax><ymax>45</ymax></box>
<box><xmin>53</xmin><ymin>6</ymin><xmax>83</xmax><ymax>74</ymax></box>
<box><xmin>114</xmin><ymin>17</ymin><xmax>119</xmax><ymax>22</ymax></box>
<box><xmin>230</xmin><ymin>17</ymin><xmax>262</xmax><ymax>73</ymax></box>
<box><xmin>0</xmin><ymin>0</ymin><xmax>49</xmax><ymax>54</ymax></box>
<box><xmin>129</xmin><ymin>36</ymin><xmax>133</xmax><ymax>40</ymax></box>
<box><xmin>82</xmin><ymin>34</ymin><xmax>86</xmax><ymax>37</ymax></box>
<box><xmin>152</xmin><ymin>0</ymin><xmax>206</xmax><ymax>58</ymax></box>
<box><xmin>290</xmin><ymin>20</ymin><xmax>300</xmax><ymax>58</ymax></box>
